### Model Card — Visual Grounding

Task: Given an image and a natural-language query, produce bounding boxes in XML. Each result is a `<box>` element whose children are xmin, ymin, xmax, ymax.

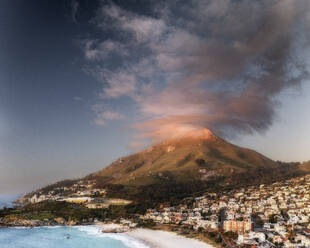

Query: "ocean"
<box><xmin>0</xmin><ymin>226</ymin><xmax>150</xmax><ymax>248</ymax></box>
<box><xmin>0</xmin><ymin>196</ymin><xmax>150</xmax><ymax>248</ymax></box>
<box><xmin>0</xmin><ymin>194</ymin><xmax>20</xmax><ymax>209</ymax></box>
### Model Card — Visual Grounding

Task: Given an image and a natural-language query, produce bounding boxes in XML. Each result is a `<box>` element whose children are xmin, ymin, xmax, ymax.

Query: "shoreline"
<box><xmin>126</xmin><ymin>228</ymin><xmax>216</xmax><ymax>248</ymax></box>
<box><xmin>0</xmin><ymin>223</ymin><xmax>217</xmax><ymax>248</ymax></box>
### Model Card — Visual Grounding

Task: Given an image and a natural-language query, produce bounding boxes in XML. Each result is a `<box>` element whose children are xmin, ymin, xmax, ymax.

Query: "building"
<box><xmin>64</xmin><ymin>197</ymin><xmax>92</xmax><ymax>203</ymax></box>
<box><xmin>222</xmin><ymin>220</ymin><xmax>252</xmax><ymax>234</ymax></box>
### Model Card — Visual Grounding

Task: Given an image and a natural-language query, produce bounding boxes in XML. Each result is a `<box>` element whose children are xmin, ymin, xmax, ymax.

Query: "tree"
<box><xmin>251</xmin><ymin>213</ymin><xmax>264</xmax><ymax>227</ymax></box>
<box><xmin>268</xmin><ymin>214</ymin><xmax>277</xmax><ymax>224</ymax></box>
<box><xmin>223</xmin><ymin>231</ymin><xmax>238</xmax><ymax>240</ymax></box>
<box><xmin>281</xmin><ymin>210</ymin><xmax>289</xmax><ymax>220</ymax></box>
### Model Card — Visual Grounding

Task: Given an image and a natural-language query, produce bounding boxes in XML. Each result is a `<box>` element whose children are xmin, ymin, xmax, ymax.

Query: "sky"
<box><xmin>1</xmin><ymin>0</ymin><xmax>310</xmax><ymax>194</ymax></box>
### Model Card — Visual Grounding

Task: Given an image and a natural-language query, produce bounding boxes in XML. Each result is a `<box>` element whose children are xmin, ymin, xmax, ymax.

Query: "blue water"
<box><xmin>0</xmin><ymin>194</ymin><xmax>20</xmax><ymax>209</ymax></box>
<box><xmin>0</xmin><ymin>226</ymin><xmax>149</xmax><ymax>248</ymax></box>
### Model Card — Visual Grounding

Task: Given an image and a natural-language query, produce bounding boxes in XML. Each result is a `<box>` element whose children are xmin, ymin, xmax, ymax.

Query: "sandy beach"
<box><xmin>126</xmin><ymin>228</ymin><xmax>215</xmax><ymax>248</ymax></box>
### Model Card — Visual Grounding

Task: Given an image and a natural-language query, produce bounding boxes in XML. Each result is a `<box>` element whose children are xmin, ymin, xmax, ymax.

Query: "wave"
<box><xmin>43</xmin><ymin>226</ymin><xmax>62</xmax><ymax>229</ymax></box>
<box><xmin>7</xmin><ymin>226</ymin><xmax>28</xmax><ymax>229</ymax></box>
<box><xmin>7</xmin><ymin>225</ymin><xmax>63</xmax><ymax>230</ymax></box>
<box><xmin>75</xmin><ymin>226</ymin><xmax>150</xmax><ymax>248</ymax></box>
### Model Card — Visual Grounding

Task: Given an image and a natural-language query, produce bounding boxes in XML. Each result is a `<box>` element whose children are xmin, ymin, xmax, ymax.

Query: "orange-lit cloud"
<box><xmin>83</xmin><ymin>0</ymin><xmax>310</xmax><ymax>144</ymax></box>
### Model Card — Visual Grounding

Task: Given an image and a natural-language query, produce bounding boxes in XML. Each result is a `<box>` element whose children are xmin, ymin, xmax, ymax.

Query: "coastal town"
<box><xmin>10</xmin><ymin>174</ymin><xmax>310</xmax><ymax>247</ymax></box>
<box><xmin>142</xmin><ymin>175</ymin><xmax>310</xmax><ymax>247</ymax></box>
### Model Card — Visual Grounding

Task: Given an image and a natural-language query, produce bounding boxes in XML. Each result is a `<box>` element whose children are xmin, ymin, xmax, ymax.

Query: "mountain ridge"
<box><xmin>19</xmin><ymin>130</ymin><xmax>310</xmax><ymax>205</ymax></box>
<box><xmin>88</xmin><ymin>129</ymin><xmax>281</xmax><ymax>187</ymax></box>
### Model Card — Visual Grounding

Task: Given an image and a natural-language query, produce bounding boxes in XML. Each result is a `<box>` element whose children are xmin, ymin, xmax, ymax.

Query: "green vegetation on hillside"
<box><xmin>0</xmin><ymin>201</ymin><xmax>134</xmax><ymax>223</ymax></box>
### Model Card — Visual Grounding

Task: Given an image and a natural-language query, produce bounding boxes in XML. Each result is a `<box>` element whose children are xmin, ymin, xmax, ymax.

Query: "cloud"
<box><xmin>98</xmin><ymin>3</ymin><xmax>167</xmax><ymax>43</ymax></box>
<box><xmin>101</xmin><ymin>110</ymin><xmax>124</xmax><ymax>120</ymax></box>
<box><xmin>92</xmin><ymin>103</ymin><xmax>124</xmax><ymax>126</ymax></box>
<box><xmin>81</xmin><ymin>0</ymin><xmax>310</xmax><ymax>141</ymax></box>
<box><xmin>71</xmin><ymin>0</ymin><xmax>79</xmax><ymax>23</ymax></box>
<box><xmin>100</xmin><ymin>69</ymin><xmax>137</xmax><ymax>99</ymax></box>
<box><xmin>94</xmin><ymin>110</ymin><xmax>124</xmax><ymax>126</ymax></box>
<box><xmin>83</xmin><ymin>39</ymin><xmax>128</xmax><ymax>61</ymax></box>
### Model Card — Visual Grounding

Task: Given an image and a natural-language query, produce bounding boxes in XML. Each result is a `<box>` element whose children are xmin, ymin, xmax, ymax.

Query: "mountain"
<box><xmin>88</xmin><ymin>129</ymin><xmax>298</xmax><ymax>187</ymax></box>
<box><xmin>22</xmin><ymin>129</ymin><xmax>307</xmax><ymax>205</ymax></box>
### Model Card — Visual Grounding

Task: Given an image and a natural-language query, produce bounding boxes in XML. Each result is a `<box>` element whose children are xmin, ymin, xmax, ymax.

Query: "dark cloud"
<box><xmin>82</xmin><ymin>0</ymin><xmax>310</xmax><ymax>142</ymax></box>
<box><xmin>71</xmin><ymin>0</ymin><xmax>79</xmax><ymax>23</ymax></box>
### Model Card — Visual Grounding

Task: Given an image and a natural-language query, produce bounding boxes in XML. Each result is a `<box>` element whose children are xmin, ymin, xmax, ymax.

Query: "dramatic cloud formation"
<box><xmin>82</xmin><ymin>0</ymin><xmax>310</xmax><ymax>143</ymax></box>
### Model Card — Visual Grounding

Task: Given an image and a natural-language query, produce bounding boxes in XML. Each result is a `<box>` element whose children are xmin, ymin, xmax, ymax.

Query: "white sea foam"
<box><xmin>74</xmin><ymin>225</ymin><xmax>101</xmax><ymax>235</ymax></box>
<box><xmin>8</xmin><ymin>225</ymin><xmax>63</xmax><ymax>230</ymax></box>
<box><xmin>8</xmin><ymin>226</ymin><xmax>28</xmax><ymax>229</ymax></box>
<box><xmin>43</xmin><ymin>226</ymin><xmax>62</xmax><ymax>229</ymax></box>
<box><xmin>75</xmin><ymin>225</ymin><xmax>150</xmax><ymax>248</ymax></box>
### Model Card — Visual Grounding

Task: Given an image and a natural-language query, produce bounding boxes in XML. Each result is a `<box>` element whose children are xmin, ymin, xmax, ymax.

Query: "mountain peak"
<box><xmin>181</xmin><ymin>128</ymin><xmax>214</xmax><ymax>139</ymax></box>
<box><xmin>91</xmin><ymin>126</ymin><xmax>285</xmax><ymax>188</ymax></box>
<box><xmin>163</xmin><ymin>128</ymin><xmax>216</xmax><ymax>142</ymax></box>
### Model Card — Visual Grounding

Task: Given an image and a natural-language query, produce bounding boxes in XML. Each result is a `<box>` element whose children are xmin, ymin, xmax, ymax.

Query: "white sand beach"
<box><xmin>126</xmin><ymin>229</ymin><xmax>215</xmax><ymax>248</ymax></box>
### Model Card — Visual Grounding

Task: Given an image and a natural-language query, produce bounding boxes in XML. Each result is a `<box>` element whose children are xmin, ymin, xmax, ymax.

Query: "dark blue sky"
<box><xmin>1</xmin><ymin>0</ymin><xmax>310</xmax><ymax>194</ymax></box>
<box><xmin>0</xmin><ymin>0</ymin><xmax>135</xmax><ymax>193</ymax></box>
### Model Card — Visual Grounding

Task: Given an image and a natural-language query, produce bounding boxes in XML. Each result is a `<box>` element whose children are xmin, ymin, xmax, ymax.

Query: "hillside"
<box><xmin>21</xmin><ymin>129</ymin><xmax>307</xmax><ymax>205</ymax></box>
<box><xmin>299</xmin><ymin>160</ymin><xmax>310</xmax><ymax>173</ymax></box>
<box><xmin>88</xmin><ymin>129</ymin><xmax>298</xmax><ymax>188</ymax></box>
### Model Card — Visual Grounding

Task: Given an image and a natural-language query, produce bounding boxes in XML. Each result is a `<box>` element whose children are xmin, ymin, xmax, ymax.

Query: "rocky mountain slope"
<box><xmin>20</xmin><ymin>129</ymin><xmax>310</xmax><ymax>204</ymax></box>
<box><xmin>88</xmin><ymin>129</ymin><xmax>298</xmax><ymax>188</ymax></box>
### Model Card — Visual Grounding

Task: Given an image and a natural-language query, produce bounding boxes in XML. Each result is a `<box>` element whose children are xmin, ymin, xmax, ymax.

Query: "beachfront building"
<box><xmin>64</xmin><ymin>197</ymin><xmax>92</xmax><ymax>203</ymax></box>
